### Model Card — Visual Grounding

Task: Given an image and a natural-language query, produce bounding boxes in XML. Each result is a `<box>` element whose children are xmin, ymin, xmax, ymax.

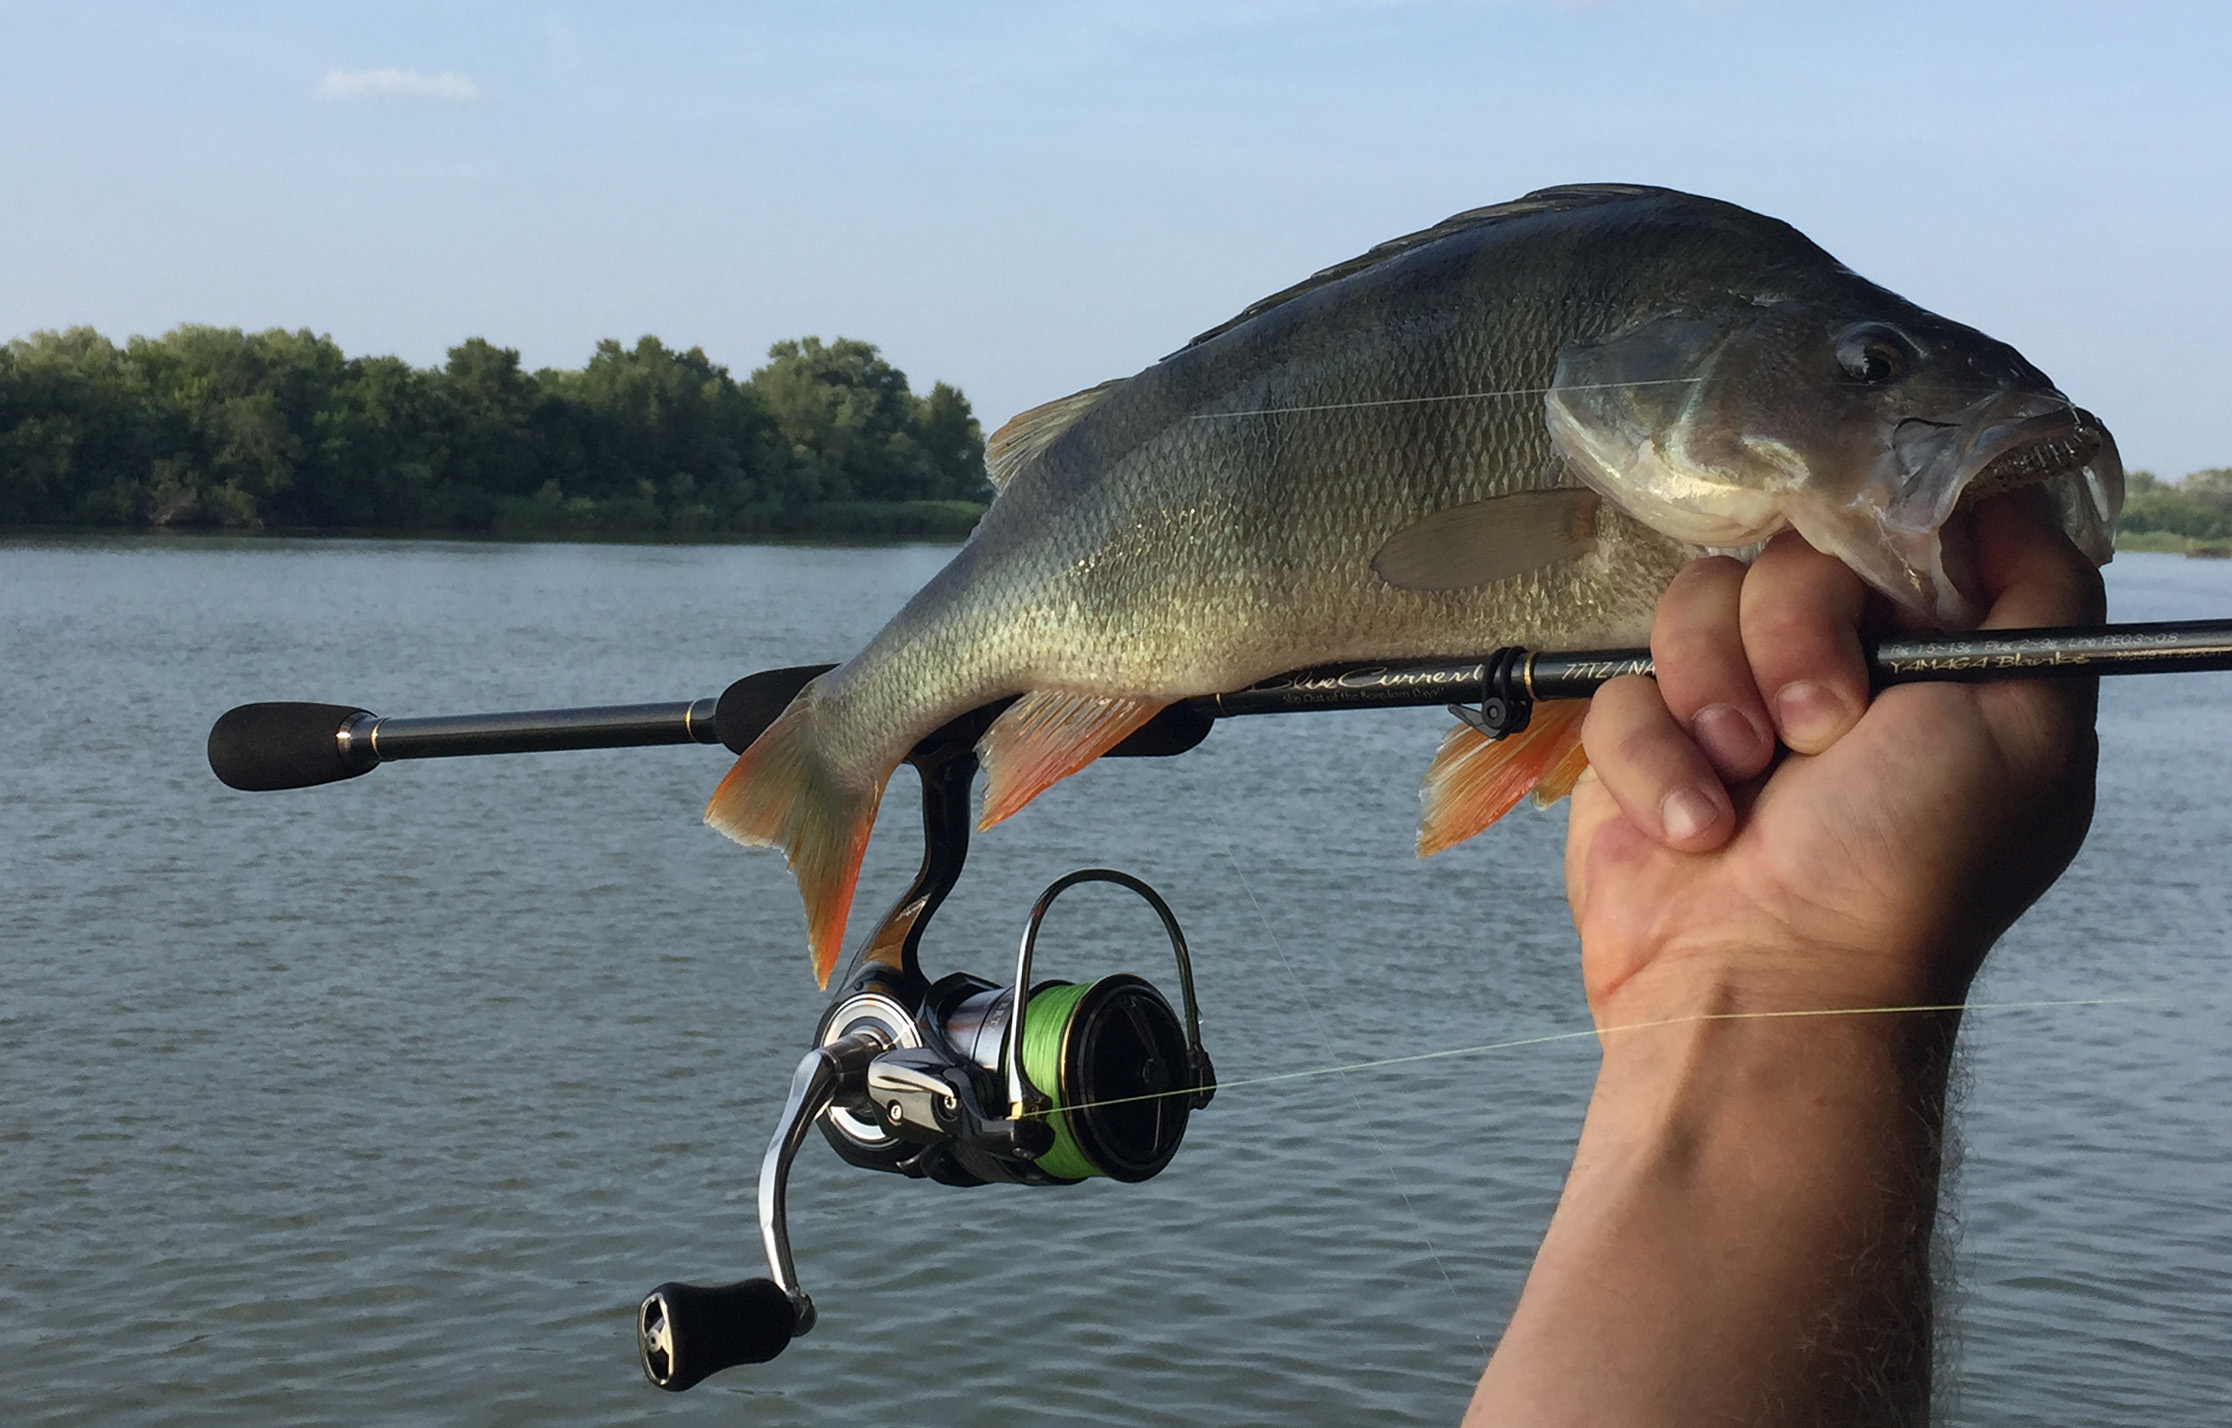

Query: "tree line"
<box><xmin>0</xmin><ymin>326</ymin><xmax>993</xmax><ymax>537</ymax></box>
<box><xmin>2118</xmin><ymin>468</ymin><xmax>2232</xmax><ymax>549</ymax></box>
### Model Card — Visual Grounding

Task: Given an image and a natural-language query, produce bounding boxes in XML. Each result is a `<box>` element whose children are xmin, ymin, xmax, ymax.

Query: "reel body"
<box><xmin>639</xmin><ymin>723</ymin><xmax>1214</xmax><ymax>1391</ymax></box>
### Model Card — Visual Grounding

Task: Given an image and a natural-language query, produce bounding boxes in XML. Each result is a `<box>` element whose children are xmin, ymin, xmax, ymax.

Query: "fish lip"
<box><xmin>1946</xmin><ymin>406</ymin><xmax>2106</xmax><ymax>512</ymax></box>
<box><xmin>1888</xmin><ymin>397</ymin><xmax>2100</xmax><ymax>535</ymax></box>
<box><xmin>1858</xmin><ymin>396</ymin><xmax>2102</xmax><ymax>628</ymax></box>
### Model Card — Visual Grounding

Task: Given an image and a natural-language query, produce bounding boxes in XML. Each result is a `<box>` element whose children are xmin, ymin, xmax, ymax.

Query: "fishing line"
<box><xmin>1027</xmin><ymin>994</ymin><xmax>2156</xmax><ymax>1122</ymax></box>
<box><xmin>1186</xmin><ymin>377</ymin><xmax>2088</xmax><ymax>425</ymax></box>
<box><xmin>1187</xmin><ymin>377</ymin><xmax>1704</xmax><ymax>421</ymax></box>
<box><xmin>1207</xmin><ymin>802</ymin><xmax>1484</xmax><ymax>1351</ymax></box>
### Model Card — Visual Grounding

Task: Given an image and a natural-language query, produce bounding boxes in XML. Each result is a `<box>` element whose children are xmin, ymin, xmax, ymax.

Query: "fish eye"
<box><xmin>1835</xmin><ymin>324</ymin><xmax>1917</xmax><ymax>385</ymax></box>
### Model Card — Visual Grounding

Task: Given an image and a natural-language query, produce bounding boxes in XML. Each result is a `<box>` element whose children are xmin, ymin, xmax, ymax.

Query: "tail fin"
<box><xmin>705</xmin><ymin>697</ymin><xmax>887</xmax><ymax>987</ymax></box>
<box><xmin>1416</xmin><ymin>700</ymin><xmax>1589</xmax><ymax>856</ymax></box>
<box><xmin>976</xmin><ymin>690</ymin><xmax>1166</xmax><ymax>830</ymax></box>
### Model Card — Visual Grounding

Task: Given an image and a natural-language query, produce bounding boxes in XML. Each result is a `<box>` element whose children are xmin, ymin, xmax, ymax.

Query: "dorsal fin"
<box><xmin>984</xmin><ymin>379</ymin><xmax>1127</xmax><ymax>489</ymax></box>
<box><xmin>1181</xmin><ymin>184</ymin><xmax>1678</xmax><ymax>352</ymax></box>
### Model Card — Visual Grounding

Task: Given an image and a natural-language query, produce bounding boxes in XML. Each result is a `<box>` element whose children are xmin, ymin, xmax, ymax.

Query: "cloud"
<box><xmin>317</xmin><ymin>69</ymin><xmax>482</xmax><ymax>103</ymax></box>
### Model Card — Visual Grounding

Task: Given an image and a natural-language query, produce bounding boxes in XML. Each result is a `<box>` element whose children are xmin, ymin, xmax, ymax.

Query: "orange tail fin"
<box><xmin>705</xmin><ymin>698</ymin><xmax>886</xmax><ymax>987</ymax></box>
<box><xmin>1416</xmin><ymin>700</ymin><xmax>1589</xmax><ymax>856</ymax></box>
<box><xmin>976</xmin><ymin>691</ymin><xmax>1166</xmax><ymax>830</ymax></box>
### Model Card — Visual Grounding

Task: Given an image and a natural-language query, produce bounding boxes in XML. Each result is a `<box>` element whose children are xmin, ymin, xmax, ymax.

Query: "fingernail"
<box><xmin>1692</xmin><ymin>703</ymin><xmax>1764</xmax><ymax>773</ymax></box>
<box><xmin>1660</xmin><ymin>786</ymin><xmax>1719</xmax><ymax>843</ymax></box>
<box><xmin>1773</xmin><ymin>680</ymin><xmax>1849</xmax><ymax>749</ymax></box>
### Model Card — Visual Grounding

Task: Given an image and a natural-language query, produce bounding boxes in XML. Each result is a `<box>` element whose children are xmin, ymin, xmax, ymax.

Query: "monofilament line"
<box><xmin>1025</xmin><ymin>994</ymin><xmax>2151</xmax><ymax>1121</ymax></box>
<box><xmin>1187</xmin><ymin>376</ymin><xmax>1704</xmax><ymax>421</ymax></box>
<box><xmin>1209</xmin><ymin>805</ymin><xmax>1482</xmax><ymax>1350</ymax></box>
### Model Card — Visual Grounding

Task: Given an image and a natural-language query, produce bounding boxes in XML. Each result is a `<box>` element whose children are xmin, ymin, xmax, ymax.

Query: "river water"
<box><xmin>1</xmin><ymin>537</ymin><xmax>2226</xmax><ymax>1425</ymax></box>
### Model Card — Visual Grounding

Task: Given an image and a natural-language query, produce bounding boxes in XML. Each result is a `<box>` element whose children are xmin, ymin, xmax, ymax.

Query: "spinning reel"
<box><xmin>635</xmin><ymin>689</ymin><xmax>1217</xmax><ymax>1392</ymax></box>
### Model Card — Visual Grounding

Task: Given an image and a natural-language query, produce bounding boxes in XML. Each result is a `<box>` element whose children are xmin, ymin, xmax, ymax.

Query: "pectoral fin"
<box><xmin>1371</xmin><ymin>489</ymin><xmax>1599</xmax><ymax>592</ymax></box>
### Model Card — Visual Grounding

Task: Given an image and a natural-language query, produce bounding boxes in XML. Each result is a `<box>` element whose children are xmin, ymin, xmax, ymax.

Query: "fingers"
<box><xmin>1650</xmin><ymin>557</ymin><xmax>1775</xmax><ymax>782</ymax></box>
<box><xmin>1966</xmin><ymin>487</ymin><xmax>2105</xmax><ymax>777</ymax></box>
<box><xmin>1739</xmin><ymin>532</ymin><xmax>1872</xmax><ymax>755</ymax></box>
<box><xmin>1579</xmin><ymin>674</ymin><xmax>1735</xmax><ymax>853</ymax></box>
<box><xmin>1970</xmin><ymin>487</ymin><xmax>2107</xmax><ymax>630</ymax></box>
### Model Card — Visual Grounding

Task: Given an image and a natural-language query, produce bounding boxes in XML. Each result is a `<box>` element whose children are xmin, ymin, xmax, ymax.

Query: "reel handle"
<box><xmin>638</xmin><ymin>1278</ymin><xmax>798</xmax><ymax>1391</ymax></box>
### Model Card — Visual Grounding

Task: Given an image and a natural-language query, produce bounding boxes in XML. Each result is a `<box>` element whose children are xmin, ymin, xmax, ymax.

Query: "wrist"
<box><xmin>1478</xmin><ymin>954</ymin><xmax>1955</xmax><ymax>1423</ymax></box>
<box><xmin>1580</xmin><ymin>919</ymin><xmax>1977</xmax><ymax>1032</ymax></box>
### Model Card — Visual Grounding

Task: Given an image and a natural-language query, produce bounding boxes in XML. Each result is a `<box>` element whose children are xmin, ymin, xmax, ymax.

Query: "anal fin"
<box><xmin>1417</xmin><ymin>700</ymin><xmax>1589</xmax><ymax>856</ymax></box>
<box><xmin>977</xmin><ymin>691</ymin><xmax>1167</xmax><ymax>830</ymax></box>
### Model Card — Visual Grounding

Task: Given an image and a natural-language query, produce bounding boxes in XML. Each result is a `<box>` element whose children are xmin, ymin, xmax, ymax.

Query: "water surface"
<box><xmin>2</xmin><ymin>538</ymin><xmax>2227</xmax><ymax>1424</ymax></box>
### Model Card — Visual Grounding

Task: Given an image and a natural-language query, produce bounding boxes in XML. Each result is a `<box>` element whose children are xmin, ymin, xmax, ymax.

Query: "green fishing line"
<box><xmin>1019</xmin><ymin>980</ymin><xmax>1100</xmax><ymax>1181</ymax></box>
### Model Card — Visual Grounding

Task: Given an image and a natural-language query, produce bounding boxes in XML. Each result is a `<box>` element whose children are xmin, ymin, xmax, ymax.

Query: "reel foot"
<box><xmin>638</xmin><ymin>1278</ymin><xmax>800</xmax><ymax>1391</ymax></box>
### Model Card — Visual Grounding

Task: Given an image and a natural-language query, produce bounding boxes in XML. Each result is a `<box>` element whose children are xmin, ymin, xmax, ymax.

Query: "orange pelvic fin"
<box><xmin>976</xmin><ymin>690</ymin><xmax>1166</xmax><ymax>830</ymax></box>
<box><xmin>704</xmin><ymin>698</ymin><xmax>886</xmax><ymax>988</ymax></box>
<box><xmin>1416</xmin><ymin>700</ymin><xmax>1589</xmax><ymax>856</ymax></box>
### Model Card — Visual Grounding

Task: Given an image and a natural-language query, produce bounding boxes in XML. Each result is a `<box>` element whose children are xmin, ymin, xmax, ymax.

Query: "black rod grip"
<box><xmin>207</xmin><ymin>703</ymin><xmax>378</xmax><ymax>791</ymax></box>
<box><xmin>638</xmin><ymin>1278</ymin><xmax>798</xmax><ymax>1391</ymax></box>
<box><xmin>714</xmin><ymin>665</ymin><xmax>835</xmax><ymax>753</ymax></box>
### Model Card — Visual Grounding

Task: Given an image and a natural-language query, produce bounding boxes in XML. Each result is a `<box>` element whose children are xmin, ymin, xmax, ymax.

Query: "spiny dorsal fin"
<box><xmin>1182</xmin><ymin>185</ymin><xmax>1679</xmax><ymax>351</ymax></box>
<box><xmin>1371</xmin><ymin>488</ymin><xmax>1600</xmax><ymax>592</ymax></box>
<box><xmin>984</xmin><ymin>379</ymin><xmax>1127</xmax><ymax>489</ymax></box>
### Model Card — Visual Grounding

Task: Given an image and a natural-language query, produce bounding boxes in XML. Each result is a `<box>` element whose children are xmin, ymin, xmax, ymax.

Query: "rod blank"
<box><xmin>1531</xmin><ymin>617</ymin><xmax>2232</xmax><ymax>699</ymax></box>
<box><xmin>366</xmin><ymin>701</ymin><xmax>723</xmax><ymax>761</ymax></box>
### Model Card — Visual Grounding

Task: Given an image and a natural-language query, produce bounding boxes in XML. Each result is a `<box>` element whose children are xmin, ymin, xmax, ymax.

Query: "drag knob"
<box><xmin>637</xmin><ymin>1278</ymin><xmax>801</xmax><ymax>1391</ymax></box>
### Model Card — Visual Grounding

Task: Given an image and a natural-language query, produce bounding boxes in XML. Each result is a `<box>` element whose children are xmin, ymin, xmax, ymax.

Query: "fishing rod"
<box><xmin>206</xmin><ymin>617</ymin><xmax>2232</xmax><ymax>790</ymax></box>
<box><xmin>203</xmin><ymin>614</ymin><xmax>2232</xmax><ymax>1394</ymax></box>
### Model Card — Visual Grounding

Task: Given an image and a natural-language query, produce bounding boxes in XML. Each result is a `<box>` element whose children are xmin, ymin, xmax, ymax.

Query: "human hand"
<box><xmin>1565</xmin><ymin>489</ymin><xmax>2106</xmax><ymax>1022</ymax></box>
<box><xmin>1472</xmin><ymin>492</ymin><xmax>2104</xmax><ymax>1426</ymax></box>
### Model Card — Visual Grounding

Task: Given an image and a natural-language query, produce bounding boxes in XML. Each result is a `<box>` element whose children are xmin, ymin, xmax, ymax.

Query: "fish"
<box><xmin>707</xmin><ymin>183</ymin><xmax>2124</xmax><ymax>984</ymax></box>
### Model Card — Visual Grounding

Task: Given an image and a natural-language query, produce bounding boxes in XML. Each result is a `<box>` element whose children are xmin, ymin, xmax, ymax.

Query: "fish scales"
<box><xmin>708</xmin><ymin>184</ymin><xmax>2123</xmax><ymax>982</ymax></box>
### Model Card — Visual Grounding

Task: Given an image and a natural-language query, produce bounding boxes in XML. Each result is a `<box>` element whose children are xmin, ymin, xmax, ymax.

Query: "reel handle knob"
<box><xmin>637</xmin><ymin>1277</ymin><xmax>800</xmax><ymax>1391</ymax></box>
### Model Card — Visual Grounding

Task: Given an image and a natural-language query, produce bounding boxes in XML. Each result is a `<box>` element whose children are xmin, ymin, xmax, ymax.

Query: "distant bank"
<box><xmin>0</xmin><ymin>327</ymin><xmax>992</xmax><ymax>539</ymax></box>
<box><xmin>2111</xmin><ymin>469</ymin><xmax>2232</xmax><ymax>554</ymax></box>
<box><xmin>7</xmin><ymin>325</ymin><xmax>2226</xmax><ymax>550</ymax></box>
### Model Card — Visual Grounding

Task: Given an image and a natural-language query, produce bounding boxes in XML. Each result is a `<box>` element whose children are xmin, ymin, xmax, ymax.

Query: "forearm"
<box><xmin>1468</xmin><ymin>966</ymin><xmax>1954</xmax><ymax>1427</ymax></box>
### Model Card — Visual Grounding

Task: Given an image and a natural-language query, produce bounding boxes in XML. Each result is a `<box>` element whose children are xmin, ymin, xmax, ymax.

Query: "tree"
<box><xmin>750</xmin><ymin>337</ymin><xmax>990</xmax><ymax>504</ymax></box>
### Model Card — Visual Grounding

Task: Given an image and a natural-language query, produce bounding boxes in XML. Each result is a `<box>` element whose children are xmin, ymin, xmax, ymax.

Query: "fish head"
<box><xmin>1546</xmin><ymin>292</ymin><xmax>2123</xmax><ymax>628</ymax></box>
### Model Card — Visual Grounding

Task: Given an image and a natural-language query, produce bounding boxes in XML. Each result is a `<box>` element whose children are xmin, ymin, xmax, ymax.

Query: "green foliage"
<box><xmin>0</xmin><ymin>326</ymin><xmax>991</xmax><ymax>536</ymax></box>
<box><xmin>2117</xmin><ymin>468</ymin><xmax>2232</xmax><ymax>545</ymax></box>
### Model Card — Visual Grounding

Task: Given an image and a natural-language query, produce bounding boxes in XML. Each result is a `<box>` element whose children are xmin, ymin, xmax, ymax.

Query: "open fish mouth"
<box><xmin>1843</xmin><ymin>399</ymin><xmax>2121</xmax><ymax>629</ymax></box>
<box><xmin>1949</xmin><ymin>406</ymin><xmax>2108</xmax><ymax>508</ymax></box>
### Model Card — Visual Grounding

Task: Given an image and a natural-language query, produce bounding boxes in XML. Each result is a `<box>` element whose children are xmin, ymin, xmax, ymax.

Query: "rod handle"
<box><xmin>638</xmin><ymin>1278</ymin><xmax>799</xmax><ymax>1391</ymax></box>
<box><xmin>207</xmin><ymin>702</ymin><xmax>377</xmax><ymax>791</ymax></box>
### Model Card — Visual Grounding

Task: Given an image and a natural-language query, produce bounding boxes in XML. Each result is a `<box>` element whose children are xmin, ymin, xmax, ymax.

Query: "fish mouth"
<box><xmin>1845</xmin><ymin>398</ymin><xmax>2115</xmax><ymax>628</ymax></box>
<box><xmin>1945</xmin><ymin>407</ymin><xmax>2107</xmax><ymax>509</ymax></box>
<box><xmin>1785</xmin><ymin>399</ymin><xmax>2115</xmax><ymax>629</ymax></box>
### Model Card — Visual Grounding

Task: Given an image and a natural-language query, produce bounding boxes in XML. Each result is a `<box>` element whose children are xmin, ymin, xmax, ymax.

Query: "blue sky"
<box><xmin>3</xmin><ymin>1</ymin><xmax>2228</xmax><ymax>475</ymax></box>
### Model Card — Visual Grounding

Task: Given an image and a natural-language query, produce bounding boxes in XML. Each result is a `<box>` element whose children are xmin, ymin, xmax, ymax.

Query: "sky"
<box><xmin>3</xmin><ymin>1</ymin><xmax>2228</xmax><ymax>477</ymax></box>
